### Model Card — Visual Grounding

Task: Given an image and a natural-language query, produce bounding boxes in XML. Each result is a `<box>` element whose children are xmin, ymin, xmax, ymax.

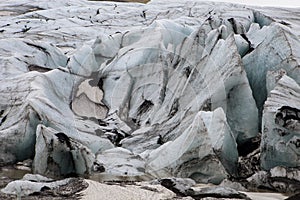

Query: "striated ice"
<box><xmin>145</xmin><ymin>108</ymin><xmax>237</xmax><ymax>184</ymax></box>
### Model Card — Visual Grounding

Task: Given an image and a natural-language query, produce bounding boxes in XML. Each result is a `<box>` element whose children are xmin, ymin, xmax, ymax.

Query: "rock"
<box><xmin>286</xmin><ymin>193</ymin><xmax>300</xmax><ymax>200</ymax></box>
<box><xmin>270</xmin><ymin>166</ymin><xmax>300</xmax><ymax>182</ymax></box>
<box><xmin>189</xmin><ymin>186</ymin><xmax>251</xmax><ymax>200</ymax></box>
<box><xmin>0</xmin><ymin>170</ymin><xmax>14</xmax><ymax>189</ymax></box>
<box><xmin>153</xmin><ymin>177</ymin><xmax>196</xmax><ymax>196</ymax></box>
<box><xmin>247</xmin><ymin>166</ymin><xmax>300</xmax><ymax>194</ymax></box>
<box><xmin>269</xmin><ymin>166</ymin><xmax>300</xmax><ymax>193</ymax></box>
<box><xmin>219</xmin><ymin>179</ymin><xmax>247</xmax><ymax>192</ymax></box>
<box><xmin>260</xmin><ymin>75</ymin><xmax>300</xmax><ymax>170</ymax></box>
<box><xmin>51</xmin><ymin>178</ymin><xmax>88</xmax><ymax>197</ymax></box>
<box><xmin>246</xmin><ymin>170</ymin><xmax>270</xmax><ymax>190</ymax></box>
<box><xmin>15</xmin><ymin>159</ymin><xmax>32</xmax><ymax>172</ymax></box>
<box><xmin>238</xmin><ymin>148</ymin><xmax>261</xmax><ymax>178</ymax></box>
<box><xmin>152</xmin><ymin>177</ymin><xmax>249</xmax><ymax>199</ymax></box>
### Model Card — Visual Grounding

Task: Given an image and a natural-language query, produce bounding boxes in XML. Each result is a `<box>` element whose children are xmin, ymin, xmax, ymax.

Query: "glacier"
<box><xmin>0</xmin><ymin>0</ymin><xmax>300</xmax><ymax>198</ymax></box>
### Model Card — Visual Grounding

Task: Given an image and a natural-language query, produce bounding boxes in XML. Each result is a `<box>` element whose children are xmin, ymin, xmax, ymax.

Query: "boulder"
<box><xmin>153</xmin><ymin>177</ymin><xmax>196</xmax><ymax>196</ymax></box>
<box><xmin>219</xmin><ymin>179</ymin><xmax>247</xmax><ymax>192</ymax></box>
<box><xmin>188</xmin><ymin>186</ymin><xmax>251</xmax><ymax>200</ymax></box>
<box><xmin>269</xmin><ymin>166</ymin><xmax>300</xmax><ymax>193</ymax></box>
<box><xmin>238</xmin><ymin>148</ymin><xmax>261</xmax><ymax>178</ymax></box>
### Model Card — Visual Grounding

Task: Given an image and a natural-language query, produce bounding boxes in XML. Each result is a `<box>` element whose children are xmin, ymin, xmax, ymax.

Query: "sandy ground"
<box><xmin>80</xmin><ymin>179</ymin><xmax>289</xmax><ymax>200</ymax></box>
<box><xmin>242</xmin><ymin>192</ymin><xmax>288</xmax><ymax>200</ymax></box>
<box><xmin>80</xmin><ymin>179</ymin><xmax>177</xmax><ymax>200</ymax></box>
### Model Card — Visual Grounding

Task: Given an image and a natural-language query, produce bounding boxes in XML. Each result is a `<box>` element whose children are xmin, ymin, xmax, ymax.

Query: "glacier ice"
<box><xmin>145</xmin><ymin>108</ymin><xmax>237</xmax><ymax>184</ymax></box>
<box><xmin>243</xmin><ymin>23</ymin><xmax>300</xmax><ymax>121</ymax></box>
<box><xmin>33</xmin><ymin>125</ymin><xmax>95</xmax><ymax>177</ymax></box>
<box><xmin>0</xmin><ymin>0</ymin><xmax>300</xmax><ymax>187</ymax></box>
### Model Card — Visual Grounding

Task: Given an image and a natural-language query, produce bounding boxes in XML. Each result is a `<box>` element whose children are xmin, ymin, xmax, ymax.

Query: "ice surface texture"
<box><xmin>0</xmin><ymin>0</ymin><xmax>300</xmax><ymax>183</ymax></box>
